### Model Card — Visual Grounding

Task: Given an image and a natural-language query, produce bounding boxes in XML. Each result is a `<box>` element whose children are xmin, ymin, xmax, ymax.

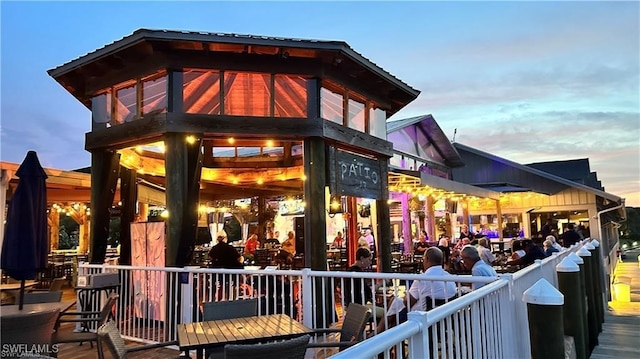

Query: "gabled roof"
<box><xmin>527</xmin><ymin>159</ymin><xmax>604</xmax><ymax>191</ymax></box>
<box><xmin>387</xmin><ymin>114</ymin><xmax>464</xmax><ymax>167</ymax></box>
<box><xmin>48</xmin><ymin>29</ymin><xmax>419</xmax><ymax>113</ymax></box>
<box><xmin>452</xmin><ymin>142</ymin><xmax>622</xmax><ymax>203</ymax></box>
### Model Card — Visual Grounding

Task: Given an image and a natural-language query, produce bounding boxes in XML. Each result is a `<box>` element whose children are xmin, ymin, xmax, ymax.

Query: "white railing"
<box><xmin>77</xmin><ymin>239</ymin><xmax>593</xmax><ymax>358</ymax></box>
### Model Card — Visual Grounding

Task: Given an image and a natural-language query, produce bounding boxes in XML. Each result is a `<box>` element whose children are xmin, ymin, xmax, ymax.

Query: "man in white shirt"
<box><xmin>461</xmin><ymin>246</ymin><xmax>498</xmax><ymax>290</ymax></box>
<box><xmin>476</xmin><ymin>237</ymin><xmax>496</xmax><ymax>266</ymax></box>
<box><xmin>375</xmin><ymin>247</ymin><xmax>457</xmax><ymax>333</ymax></box>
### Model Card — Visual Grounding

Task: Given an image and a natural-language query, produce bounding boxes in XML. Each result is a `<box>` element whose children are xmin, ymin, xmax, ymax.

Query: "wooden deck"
<box><xmin>591</xmin><ymin>249</ymin><xmax>640</xmax><ymax>359</ymax></box>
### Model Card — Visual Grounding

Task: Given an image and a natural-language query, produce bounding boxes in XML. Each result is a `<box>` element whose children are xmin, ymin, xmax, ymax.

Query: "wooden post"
<box><xmin>577</xmin><ymin>246</ymin><xmax>598</xmax><ymax>353</ymax></box>
<box><xmin>376</xmin><ymin>158</ymin><xmax>391</xmax><ymax>273</ymax></box>
<box><xmin>48</xmin><ymin>209</ymin><xmax>60</xmax><ymax>251</ymax></box>
<box><xmin>165</xmin><ymin>132</ymin><xmax>202</xmax><ymax>267</ymax></box>
<box><xmin>89</xmin><ymin>149</ymin><xmax>120</xmax><ymax>264</ymax></box>
<box><xmin>119</xmin><ymin>166</ymin><xmax>137</xmax><ymax>265</ymax></box>
<box><xmin>568</xmin><ymin>252</ymin><xmax>589</xmax><ymax>358</ymax></box>
<box><xmin>557</xmin><ymin>257</ymin><xmax>587</xmax><ymax>359</ymax></box>
<box><xmin>522</xmin><ymin>279</ymin><xmax>565</xmax><ymax>359</ymax></box>
<box><xmin>587</xmin><ymin>240</ymin><xmax>605</xmax><ymax>328</ymax></box>
<box><xmin>401</xmin><ymin>192</ymin><xmax>412</xmax><ymax>255</ymax></box>
<box><xmin>303</xmin><ymin>136</ymin><xmax>327</xmax><ymax>270</ymax></box>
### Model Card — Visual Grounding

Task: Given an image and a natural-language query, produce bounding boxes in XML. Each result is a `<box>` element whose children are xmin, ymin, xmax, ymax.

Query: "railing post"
<box><xmin>557</xmin><ymin>257</ymin><xmax>587</xmax><ymax>359</ymax></box>
<box><xmin>181</xmin><ymin>266</ymin><xmax>197</xmax><ymax>324</ymax></box>
<box><xmin>567</xmin><ymin>252</ymin><xmax>589</xmax><ymax>358</ymax></box>
<box><xmin>501</xmin><ymin>273</ymin><xmax>519</xmax><ymax>359</ymax></box>
<box><xmin>577</xmin><ymin>246</ymin><xmax>598</xmax><ymax>353</ymax></box>
<box><xmin>522</xmin><ymin>278</ymin><xmax>565</xmax><ymax>359</ymax></box>
<box><xmin>301</xmin><ymin>268</ymin><xmax>314</xmax><ymax>328</ymax></box>
<box><xmin>407</xmin><ymin>311</ymin><xmax>430</xmax><ymax>359</ymax></box>
<box><xmin>588</xmin><ymin>239</ymin><xmax>606</xmax><ymax>327</ymax></box>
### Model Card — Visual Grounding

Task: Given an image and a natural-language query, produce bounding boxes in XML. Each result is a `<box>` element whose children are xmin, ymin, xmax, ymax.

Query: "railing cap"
<box><xmin>567</xmin><ymin>252</ymin><xmax>584</xmax><ymax>264</ymax></box>
<box><xmin>590</xmin><ymin>239</ymin><xmax>600</xmax><ymax>248</ymax></box>
<box><xmin>556</xmin><ymin>257</ymin><xmax>580</xmax><ymax>272</ymax></box>
<box><xmin>577</xmin><ymin>247</ymin><xmax>591</xmax><ymax>257</ymax></box>
<box><xmin>522</xmin><ymin>278</ymin><xmax>564</xmax><ymax>305</ymax></box>
<box><xmin>583</xmin><ymin>242</ymin><xmax>596</xmax><ymax>250</ymax></box>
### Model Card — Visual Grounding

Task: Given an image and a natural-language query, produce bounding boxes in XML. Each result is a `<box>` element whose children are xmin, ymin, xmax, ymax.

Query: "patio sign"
<box><xmin>329</xmin><ymin>147</ymin><xmax>383</xmax><ymax>200</ymax></box>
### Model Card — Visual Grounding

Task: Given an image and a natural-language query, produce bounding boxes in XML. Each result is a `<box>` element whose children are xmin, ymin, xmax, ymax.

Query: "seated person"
<box><xmin>375</xmin><ymin>247</ymin><xmax>457</xmax><ymax>334</ymax></box>
<box><xmin>460</xmin><ymin>246</ymin><xmax>498</xmax><ymax>290</ymax></box>
<box><xmin>275</xmin><ymin>231</ymin><xmax>296</xmax><ymax>266</ymax></box>
<box><xmin>243</xmin><ymin>234</ymin><xmax>259</xmax><ymax>261</ymax></box>
<box><xmin>507</xmin><ymin>240</ymin><xmax>546</xmax><ymax>266</ymax></box>
<box><xmin>331</xmin><ymin>231</ymin><xmax>345</xmax><ymax>248</ymax></box>
<box><xmin>543</xmin><ymin>239</ymin><xmax>559</xmax><ymax>256</ymax></box>
<box><xmin>208</xmin><ymin>230</ymin><xmax>244</xmax><ymax>269</ymax></box>
<box><xmin>511</xmin><ymin>240</ymin><xmax>526</xmax><ymax>260</ymax></box>
<box><xmin>476</xmin><ymin>237</ymin><xmax>496</xmax><ymax>266</ymax></box>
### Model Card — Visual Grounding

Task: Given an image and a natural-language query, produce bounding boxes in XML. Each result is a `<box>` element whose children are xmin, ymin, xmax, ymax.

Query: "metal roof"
<box><xmin>452</xmin><ymin>142</ymin><xmax>623</xmax><ymax>203</ymax></box>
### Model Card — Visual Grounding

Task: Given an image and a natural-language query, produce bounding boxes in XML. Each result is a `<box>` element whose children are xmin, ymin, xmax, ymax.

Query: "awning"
<box><xmin>388</xmin><ymin>170</ymin><xmax>500</xmax><ymax>200</ymax></box>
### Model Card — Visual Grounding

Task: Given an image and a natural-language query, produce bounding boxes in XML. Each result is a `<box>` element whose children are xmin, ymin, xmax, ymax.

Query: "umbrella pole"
<box><xmin>18</xmin><ymin>279</ymin><xmax>25</xmax><ymax>310</ymax></box>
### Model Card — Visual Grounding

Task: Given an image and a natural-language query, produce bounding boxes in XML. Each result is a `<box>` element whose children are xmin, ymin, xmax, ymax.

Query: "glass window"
<box><xmin>274</xmin><ymin>75</ymin><xmax>307</xmax><ymax>117</ymax></box>
<box><xmin>224</xmin><ymin>72</ymin><xmax>270</xmax><ymax>116</ymax></box>
<box><xmin>236</xmin><ymin>147</ymin><xmax>261</xmax><ymax>157</ymax></box>
<box><xmin>212</xmin><ymin>147</ymin><xmax>235</xmax><ymax>157</ymax></box>
<box><xmin>348</xmin><ymin>97</ymin><xmax>365</xmax><ymax>132</ymax></box>
<box><xmin>115</xmin><ymin>82</ymin><xmax>137</xmax><ymax>123</ymax></box>
<box><xmin>390</xmin><ymin>153</ymin><xmax>404</xmax><ymax>168</ymax></box>
<box><xmin>91</xmin><ymin>91</ymin><xmax>111</xmax><ymax>125</ymax></box>
<box><xmin>184</xmin><ymin>69</ymin><xmax>221</xmax><ymax>115</ymax></box>
<box><xmin>369</xmin><ymin>107</ymin><xmax>387</xmax><ymax>139</ymax></box>
<box><xmin>142</xmin><ymin>74</ymin><xmax>167</xmax><ymax>115</ymax></box>
<box><xmin>320</xmin><ymin>87</ymin><xmax>343</xmax><ymax>125</ymax></box>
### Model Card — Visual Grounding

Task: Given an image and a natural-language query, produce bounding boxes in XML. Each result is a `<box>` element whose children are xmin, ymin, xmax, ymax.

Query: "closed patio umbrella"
<box><xmin>1</xmin><ymin>151</ymin><xmax>48</xmax><ymax>309</ymax></box>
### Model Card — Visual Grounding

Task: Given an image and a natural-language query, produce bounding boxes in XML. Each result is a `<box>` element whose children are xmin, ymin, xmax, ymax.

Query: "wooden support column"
<box><xmin>258</xmin><ymin>197</ymin><xmax>266</xmax><ymax>239</ymax></box>
<box><xmin>347</xmin><ymin>196</ymin><xmax>358</xmax><ymax>265</ymax></box>
<box><xmin>119</xmin><ymin>166</ymin><xmax>137</xmax><ymax>265</ymax></box>
<box><xmin>139</xmin><ymin>202</ymin><xmax>149</xmax><ymax>222</ymax></box>
<box><xmin>496</xmin><ymin>199</ymin><xmax>503</xmax><ymax>241</ymax></box>
<box><xmin>165</xmin><ymin>132</ymin><xmax>203</xmax><ymax>267</ymax></box>
<box><xmin>79</xmin><ymin>210</ymin><xmax>89</xmax><ymax>254</ymax></box>
<box><xmin>47</xmin><ymin>209</ymin><xmax>60</xmax><ymax>251</ymax></box>
<box><xmin>303</xmin><ymin>137</ymin><xmax>327</xmax><ymax>270</ymax></box>
<box><xmin>462</xmin><ymin>199</ymin><xmax>470</xmax><ymax>226</ymax></box>
<box><xmin>89</xmin><ymin>150</ymin><xmax>120</xmax><ymax>264</ymax></box>
<box><xmin>401</xmin><ymin>193</ymin><xmax>412</xmax><ymax>255</ymax></box>
<box><xmin>376</xmin><ymin>158</ymin><xmax>391</xmax><ymax>272</ymax></box>
<box><xmin>425</xmin><ymin>195</ymin><xmax>435</xmax><ymax>241</ymax></box>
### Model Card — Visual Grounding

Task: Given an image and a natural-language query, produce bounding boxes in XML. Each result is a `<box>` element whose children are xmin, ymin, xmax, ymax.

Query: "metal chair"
<box><xmin>223</xmin><ymin>334</ymin><xmax>310</xmax><ymax>359</ymax></box>
<box><xmin>201</xmin><ymin>298</ymin><xmax>258</xmax><ymax>359</ymax></box>
<box><xmin>50</xmin><ymin>293</ymin><xmax>118</xmax><ymax>359</ymax></box>
<box><xmin>307</xmin><ymin>302</ymin><xmax>372</xmax><ymax>351</ymax></box>
<box><xmin>31</xmin><ymin>277</ymin><xmax>66</xmax><ymax>292</ymax></box>
<box><xmin>202</xmin><ymin>298</ymin><xmax>258</xmax><ymax>321</ymax></box>
<box><xmin>0</xmin><ymin>309</ymin><xmax>60</xmax><ymax>359</ymax></box>
<box><xmin>97</xmin><ymin>321</ymin><xmax>188</xmax><ymax>359</ymax></box>
<box><xmin>22</xmin><ymin>290</ymin><xmax>63</xmax><ymax>304</ymax></box>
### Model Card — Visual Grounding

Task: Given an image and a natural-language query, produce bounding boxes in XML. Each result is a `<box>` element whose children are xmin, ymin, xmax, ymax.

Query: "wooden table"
<box><xmin>0</xmin><ymin>301</ymin><xmax>74</xmax><ymax>317</ymax></box>
<box><xmin>177</xmin><ymin>314</ymin><xmax>313</xmax><ymax>359</ymax></box>
<box><xmin>0</xmin><ymin>280</ymin><xmax>37</xmax><ymax>291</ymax></box>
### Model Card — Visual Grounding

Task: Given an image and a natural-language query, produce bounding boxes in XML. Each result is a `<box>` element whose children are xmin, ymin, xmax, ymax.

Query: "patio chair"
<box><xmin>202</xmin><ymin>298</ymin><xmax>258</xmax><ymax>359</ymax></box>
<box><xmin>32</xmin><ymin>278</ymin><xmax>66</xmax><ymax>292</ymax></box>
<box><xmin>97</xmin><ymin>321</ymin><xmax>189</xmax><ymax>359</ymax></box>
<box><xmin>22</xmin><ymin>290</ymin><xmax>63</xmax><ymax>304</ymax></box>
<box><xmin>1</xmin><ymin>308</ymin><xmax>60</xmax><ymax>359</ymax></box>
<box><xmin>307</xmin><ymin>302</ymin><xmax>372</xmax><ymax>351</ymax></box>
<box><xmin>50</xmin><ymin>293</ymin><xmax>118</xmax><ymax>359</ymax></box>
<box><xmin>202</xmin><ymin>298</ymin><xmax>258</xmax><ymax>320</ymax></box>
<box><xmin>223</xmin><ymin>334</ymin><xmax>310</xmax><ymax>359</ymax></box>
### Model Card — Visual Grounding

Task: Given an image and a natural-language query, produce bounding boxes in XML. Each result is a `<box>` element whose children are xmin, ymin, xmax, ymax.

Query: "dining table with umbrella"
<box><xmin>1</xmin><ymin>151</ymin><xmax>49</xmax><ymax>310</ymax></box>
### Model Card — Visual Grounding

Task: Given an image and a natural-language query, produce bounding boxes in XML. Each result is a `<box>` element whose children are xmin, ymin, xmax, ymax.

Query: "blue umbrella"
<box><xmin>1</xmin><ymin>151</ymin><xmax>48</xmax><ymax>309</ymax></box>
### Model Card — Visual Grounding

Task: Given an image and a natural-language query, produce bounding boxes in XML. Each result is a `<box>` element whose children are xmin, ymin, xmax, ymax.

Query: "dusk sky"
<box><xmin>1</xmin><ymin>1</ymin><xmax>638</xmax><ymax>206</ymax></box>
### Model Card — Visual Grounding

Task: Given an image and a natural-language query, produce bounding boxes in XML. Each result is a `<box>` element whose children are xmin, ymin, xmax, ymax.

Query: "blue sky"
<box><xmin>1</xmin><ymin>1</ymin><xmax>638</xmax><ymax>206</ymax></box>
